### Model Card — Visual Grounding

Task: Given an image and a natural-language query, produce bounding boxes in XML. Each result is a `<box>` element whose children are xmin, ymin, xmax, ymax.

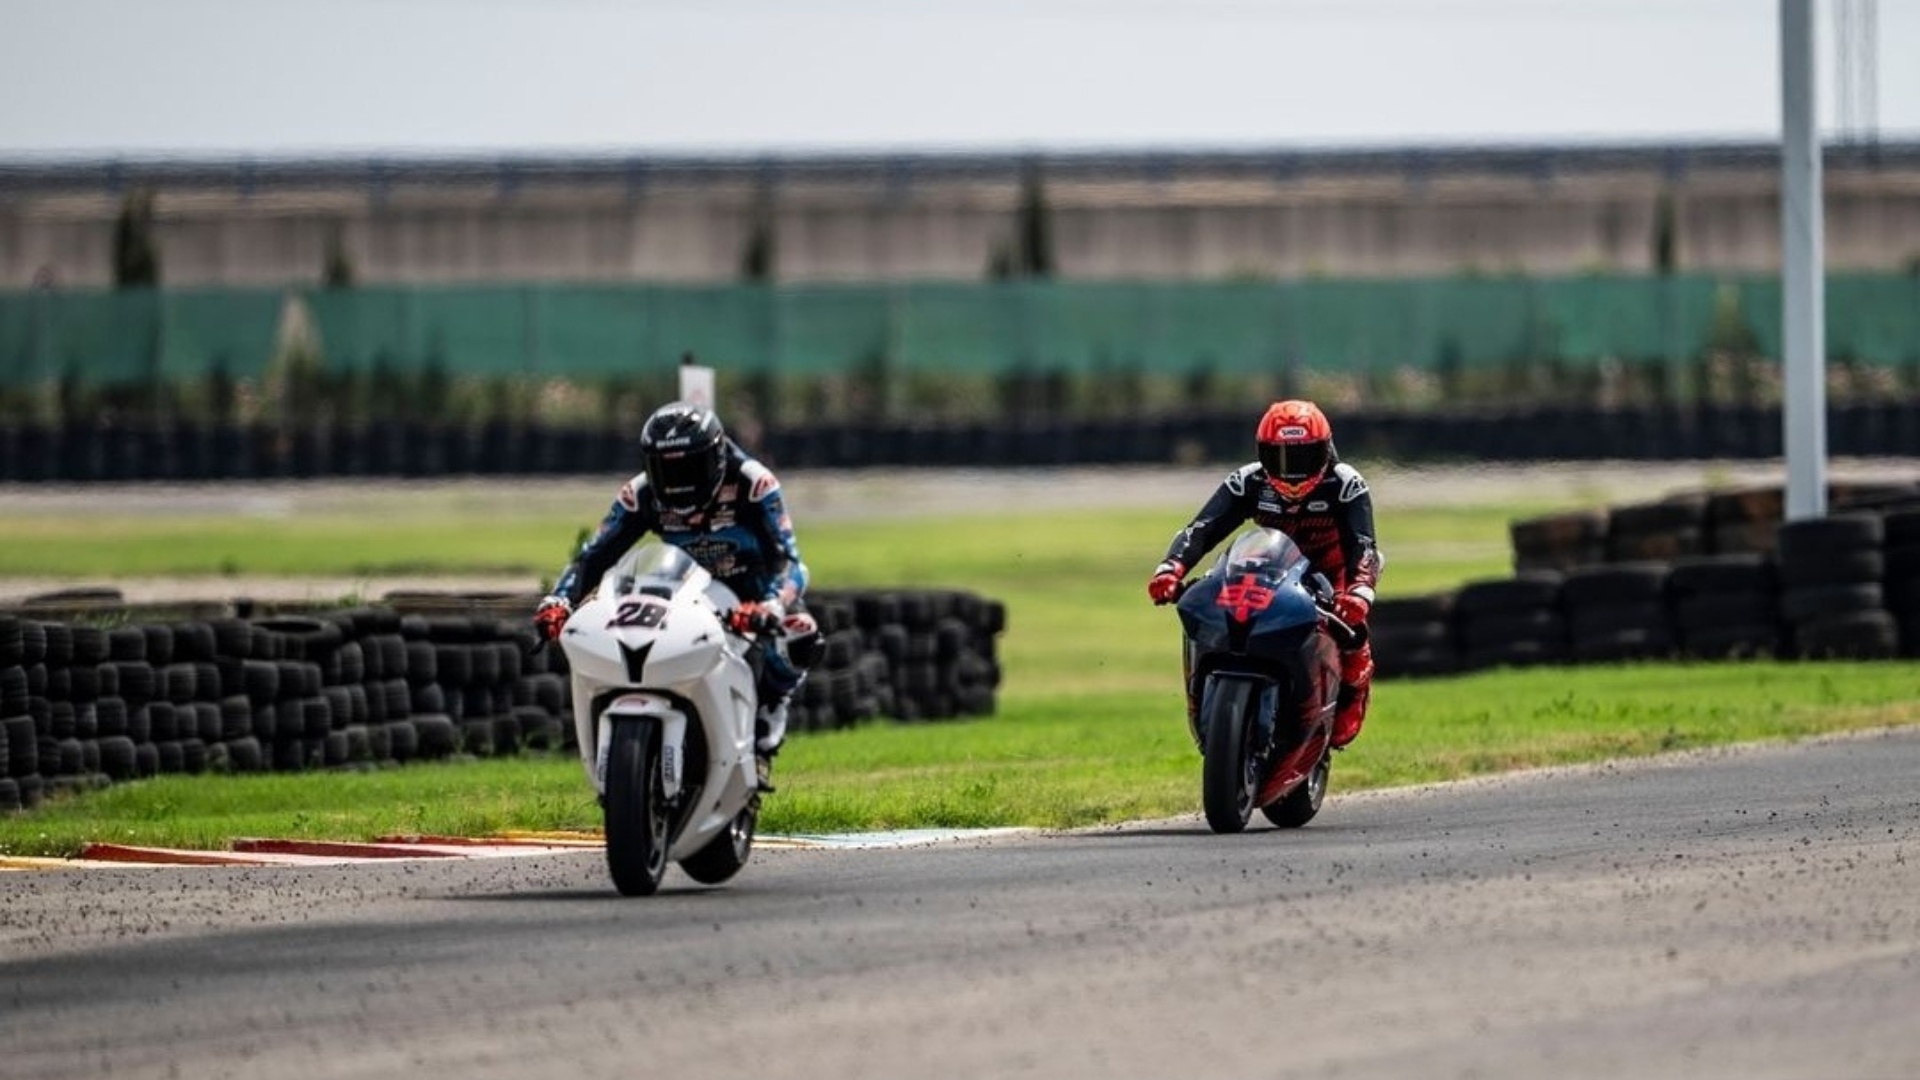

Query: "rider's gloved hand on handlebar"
<box><xmin>1147</xmin><ymin>560</ymin><xmax>1187</xmax><ymax>605</ymax></box>
<box><xmin>1332</xmin><ymin>590</ymin><xmax>1371</xmax><ymax>629</ymax></box>
<box><xmin>727</xmin><ymin>600</ymin><xmax>784</xmax><ymax>636</ymax></box>
<box><xmin>532</xmin><ymin>595</ymin><xmax>572</xmax><ymax>641</ymax></box>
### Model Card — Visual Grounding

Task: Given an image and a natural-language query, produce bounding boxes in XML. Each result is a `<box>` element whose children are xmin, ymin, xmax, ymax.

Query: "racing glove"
<box><xmin>532</xmin><ymin>595</ymin><xmax>572</xmax><ymax>641</ymax></box>
<box><xmin>728</xmin><ymin>600</ymin><xmax>784</xmax><ymax>636</ymax></box>
<box><xmin>1147</xmin><ymin>560</ymin><xmax>1187</xmax><ymax>605</ymax></box>
<box><xmin>1332</xmin><ymin>590</ymin><xmax>1371</xmax><ymax>629</ymax></box>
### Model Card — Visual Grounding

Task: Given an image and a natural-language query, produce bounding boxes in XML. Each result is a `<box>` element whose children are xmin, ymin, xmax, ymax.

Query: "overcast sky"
<box><xmin>2</xmin><ymin>0</ymin><xmax>1914</xmax><ymax>158</ymax></box>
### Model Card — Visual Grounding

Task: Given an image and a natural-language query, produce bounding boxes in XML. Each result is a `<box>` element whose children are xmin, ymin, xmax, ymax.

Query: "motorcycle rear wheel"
<box><xmin>1201</xmin><ymin>678</ymin><xmax>1257</xmax><ymax>834</ymax></box>
<box><xmin>605</xmin><ymin>718</ymin><xmax>670</xmax><ymax>896</ymax></box>
<box><xmin>680</xmin><ymin>799</ymin><xmax>758</xmax><ymax>885</ymax></box>
<box><xmin>1260</xmin><ymin>747</ymin><xmax>1330</xmax><ymax>828</ymax></box>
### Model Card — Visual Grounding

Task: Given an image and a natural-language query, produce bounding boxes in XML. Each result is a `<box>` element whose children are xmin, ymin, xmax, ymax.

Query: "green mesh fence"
<box><xmin>3</xmin><ymin>274</ymin><xmax>1918</xmax><ymax>392</ymax></box>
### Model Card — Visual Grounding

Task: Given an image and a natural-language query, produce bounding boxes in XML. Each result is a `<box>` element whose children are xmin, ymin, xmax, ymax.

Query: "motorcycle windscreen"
<box><xmin>1218</xmin><ymin>528</ymin><xmax>1309</xmax><ymax>581</ymax></box>
<box><xmin>1176</xmin><ymin>528</ymin><xmax>1314</xmax><ymax>651</ymax></box>
<box><xmin>607</xmin><ymin>542</ymin><xmax>700</xmax><ymax>597</ymax></box>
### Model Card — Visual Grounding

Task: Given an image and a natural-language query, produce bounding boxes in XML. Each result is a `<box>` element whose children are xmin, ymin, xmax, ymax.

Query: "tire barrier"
<box><xmin>1376</xmin><ymin>483</ymin><xmax>1920</xmax><ymax>680</ymax></box>
<box><xmin>8</xmin><ymin>399</ymin><xmax>1920</xmax><ymax>480</ymax></box>
<box><xmin>0</xmin><ymin>589</ymin><xmax>1006</xmax><ymax>812</ymax></box>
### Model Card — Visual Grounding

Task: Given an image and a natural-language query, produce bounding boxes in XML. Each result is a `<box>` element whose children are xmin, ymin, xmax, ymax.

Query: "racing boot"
<box><xmin>754</xmin><ymin>699</ymin><xmax>789</xmax><ymax>794</ymax></box>
<box><xmin>1331</xmin><ymin>642</ymin><xmax>1374</xmax><ymax>749</ymax></box>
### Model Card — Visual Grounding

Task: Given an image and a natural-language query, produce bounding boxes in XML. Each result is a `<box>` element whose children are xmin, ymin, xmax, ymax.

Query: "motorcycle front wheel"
<box><xmin>1260</xmin><ymin>747</ymin><xmax>1330</xmax><ymax>828</ymax></box>
<box><xmin>1201</xmin><ymin>678</ymin><xmax>1258</xmax><ymax>834</ymax></box>
<box><xmin>605</xmin><ymin>717</ymin><xmax>670</xmax><ymax>896</ymax></box>
<box><xmin>680</xmin><ymin>799</ymin><xmax>758</xmax><ymax>885</ymax></box>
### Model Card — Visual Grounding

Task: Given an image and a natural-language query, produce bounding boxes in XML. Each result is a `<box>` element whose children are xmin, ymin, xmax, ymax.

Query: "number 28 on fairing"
<box><xmin>608</xmin><ymin>598</ymin><xmax>669</xmax><ymax>630</ymax></box>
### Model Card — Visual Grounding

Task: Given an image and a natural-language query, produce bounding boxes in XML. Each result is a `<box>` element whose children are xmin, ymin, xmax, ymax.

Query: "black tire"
<box><xmin>1776</xmin><ymin>549</ymin><xmax>1884</xmax><ymax>589</ymax></box>
<box><xmin>1372</xmin><ymin>593</ymin><xmax>1456</xmax><ymax>625</ymax></box>
<box><xmin>460</xmin><ymin>719</ymin><xmax>497</xmax><ymax>756</ymax></box>
<box><xmin>107</xmin><ymin>627</ymin><xmax>148</xmax><ymax>662</ymax></box>
<box><xmin>1793</xmin><ymin>610</ymin><xmax>1901</xmax><ymax>660</ymax></box>
<box><xmin>1560</xmin><ymin>563</ymin><xmax>1671</xmax><ymax>608</ymax></box>
<box><xmin>1260</xmin><ymin>748</ymin><xmax>1330</xmax><ymax>828</ymax></box>
<box><xmin>1708</xmin><ymin>520</ymin><xmax>1779</xmax><ymax>556</ymax></box>
<box><xmin>1463</xmin><ymin>637</ymin><xmax>1568</xmax><ymax>670</ymax></box>
<box><xmin>1608</xmin><ymin>527</ymin><xmax>1705</xmax><ymax>563</ymax></box>
<box><xmin>1570</xmin><ymin>626</ymin><xmax>1676</xmax><ymax>663</ymax></box>
<box><xmin>1509</xmin><ymin>507</ymin><xmax>1607</xmax><ymax>553</ymax></box>
<box><xmin>1567</xmin><ymin>601</ymin><xmax>1669</xmax><ymax>640</ymax></box>
<box><xmin>1374</xmin><ymin>644</ymin><xmax>1459</xmax><ymax>679</ymax></box>
<box><xmin>1886</xmin><ymin>508</ymin><xmax>1920</xmax><ymax>547</ymax></box>
<box><xmin>1609</xmin><ymin>496</ymin><xmax>1707</xmax><ymax>536</ymax></box>
<box><xmin>140</xmin><ymin>624</ymin><xmax>176</xmax><ymax>667</ymax></box>
<box><xmin>1674</xmin><ymin>590</ymin><xmax>1777</xmax><ymax>632</ymax></box>
<box><xmin>1707</xmin><ymin>486</ymin><xmax>1783</xmax><ymax>526</ymax></box>
<box><xmin>1457</xmin><ymin>609</ymin><xmax>1567</xmax><ymax>652</ymax></box>
<box><xmin>3</xmin><ymin>716</ymin><xmax>37</xmax><ymax>777</ymax></box>
<box><xmin>385</xmin><ymin>719</ymin><xmax>420</xmax><ymax>762</ymax></box>
<box><xmin>1777</xmin><ymin>513</ymin><xmax>1884</xmax><ymax>561</ymax></box>
<box><xmin>1668</xmin><ymin>553</ymin><xmax>1776</xmax><ymax>597</ymax></box>
<box><xmin>412</xmin><ymin>713</ymin><xmax>458</xmax><ymax>758</ymax></box>
<box><xmin>1455</xmin><ymin>573</ymin><xmax>1563</xmax><ymax>618</ymax></box>
<box><xmin>1778</xmin><ymin>583</ymin><xmax>1883</xmax><ymax>626</ymax></box>
<box><xmin>605</xmin><ymin>717</ymin><xmax>670</xmax><ymax>896</ymax></box>
<box><xmin>680</xmin><ymin>801</ymin><xmax>758</xmax><ymax>886</ymax></box>
<box><xmin>1200</xmin><ymin>678</ymin><xmax>1257</xmax><ymax>835</ymax></box>
<box><xmin>97</xmin><ymin>735</ymin><xmax>138</xmax><ymax>780</ymax></box>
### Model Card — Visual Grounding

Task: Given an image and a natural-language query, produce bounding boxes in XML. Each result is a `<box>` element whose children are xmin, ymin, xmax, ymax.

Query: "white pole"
<box><xmin>1781</xmin><ymin>0</ymin><xmax>1827</xmax><ymax>520</ymax></box>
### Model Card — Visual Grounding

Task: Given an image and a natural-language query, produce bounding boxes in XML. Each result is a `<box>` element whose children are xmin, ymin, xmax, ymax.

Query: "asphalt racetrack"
<box><xmin>6</xmin><ymin>728</ymin><xmax>1919</xmax><ymax>1080</ymax></box>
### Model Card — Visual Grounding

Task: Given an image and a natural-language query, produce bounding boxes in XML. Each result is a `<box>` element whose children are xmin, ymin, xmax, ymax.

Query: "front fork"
<box><xmin>1189</xmin><ymin>662</ymin><xmax>1283</xmax><ymax>763</ymax></box>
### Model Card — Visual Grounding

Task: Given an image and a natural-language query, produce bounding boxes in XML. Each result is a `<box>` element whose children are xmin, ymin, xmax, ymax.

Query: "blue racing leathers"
<box><xmin>551</xmin><ymin>442</ymin><xmax>820</xmax><ymax>724</ymax></box>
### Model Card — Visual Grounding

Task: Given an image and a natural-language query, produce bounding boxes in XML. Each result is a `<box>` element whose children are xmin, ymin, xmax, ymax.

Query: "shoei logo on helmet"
<box><xmin>1278</xmin><ymin>425</ymin><xmax>1308</xmax><ymax>439</ymax></box>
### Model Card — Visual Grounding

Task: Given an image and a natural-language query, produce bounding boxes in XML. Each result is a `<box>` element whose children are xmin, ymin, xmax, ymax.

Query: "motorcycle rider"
<box><xmin>533</xmin><ymin>401</ymin><xmax>819</xmax><ymax>791</ymax></box>
<box><xmin>1147</xmin><ymin>400</ymin><xmax>1381</xmax><ymax>749</ymax></box>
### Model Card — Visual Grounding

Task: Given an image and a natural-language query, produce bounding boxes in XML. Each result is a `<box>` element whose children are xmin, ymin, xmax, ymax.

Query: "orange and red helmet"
<box><xmin>1255</xmin><ymin>400</ymin><xmax>1334</xmax><ymax>499</ymax></box>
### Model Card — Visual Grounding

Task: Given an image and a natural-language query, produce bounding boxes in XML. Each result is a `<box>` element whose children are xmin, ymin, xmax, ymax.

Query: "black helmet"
<box><xmin>639</xmin><ymin>402</ymin><xmax>728</xmax><ymax>514</ymax></box>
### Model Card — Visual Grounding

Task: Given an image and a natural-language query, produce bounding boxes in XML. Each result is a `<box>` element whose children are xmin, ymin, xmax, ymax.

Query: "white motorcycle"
<box><xmin>559</xmin><ymin>542</ymin><xmax>772</xmax><ymax>896</ymax></box>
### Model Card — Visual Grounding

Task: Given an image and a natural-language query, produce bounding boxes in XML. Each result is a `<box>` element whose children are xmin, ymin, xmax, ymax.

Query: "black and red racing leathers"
<box><xmin>1162</xmin><ymin>459</ymin><xmax>1383</xmax><ymax>603</ymax></box>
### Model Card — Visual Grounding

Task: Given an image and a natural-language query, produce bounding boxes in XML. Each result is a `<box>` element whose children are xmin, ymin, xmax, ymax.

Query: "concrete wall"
<box><xmin>5</xmin><ymin>146</ymin><xmax>1920</xmax><ymax>288</ymax></box>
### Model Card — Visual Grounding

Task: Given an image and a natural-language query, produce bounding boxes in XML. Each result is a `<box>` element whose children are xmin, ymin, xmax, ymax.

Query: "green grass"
<box><xmin>5</xmin><ymin>661</ymin><xmax>1915</xmax><ymax>858</ymax></box>
<box><xmin>4</xmin><ymin>491</ymin><xmax>1917</xmax><ymax>858</ymax></box>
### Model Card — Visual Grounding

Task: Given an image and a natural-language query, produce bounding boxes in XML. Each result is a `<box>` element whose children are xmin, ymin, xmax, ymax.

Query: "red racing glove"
<box><xmin>727</xmin><ymin>600</ymin><xmax>784</xmax><ymax>636</ymax></box>
<box><xmin>1147</xmin><ymin>560</ymin><xmax>1187</xmax><ymax>605</ymax></box>
<box><xmin>1332</xmin><ymin>590</ymin><xmax>1371</xmax><ymax>629</ymax></box>
<box><xmin>532</xmin><ymin>596</ymin><xmax>572</xmax><ymax>641</ymax></box>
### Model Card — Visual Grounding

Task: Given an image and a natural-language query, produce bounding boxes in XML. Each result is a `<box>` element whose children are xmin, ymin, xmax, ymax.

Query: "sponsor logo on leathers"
<box><xmin>1334</xmin><ymin>463</ymin><xmax>1369</xmax><ymax>503</ymax></box>
<box><xmin>743</xmin><ymin>461</ymin><xmax>781</xmax><ymax>503</ymax></box>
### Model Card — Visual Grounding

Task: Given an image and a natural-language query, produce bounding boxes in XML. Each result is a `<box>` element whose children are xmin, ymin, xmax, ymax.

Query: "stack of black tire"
<box><xmin>1666</xmin><ymin>552</ymin><xmax>1781</xmax><ymax>659</ymax></box>
<box><xmin>1449</xmin><ymin>572</ymin><xmax>1567</xmax><ymax>670</ymax></box>
<box><xmin>800</xmin><ymin>590</ymin><xmax>1007</xmax><ymax>729</ymax></box>
<box><xmin>1888</xmin><ymin>506</ymin><xmax>1920</xmax><ymax>655</ymax></box>
<box><xmin>0</xmin><ymin>587</ymin><xmax>1007</xmax><ymax>811</ymax></box>
<box><xmin>1368</xmin><ymin>480</ymin><xmax>1920</xmax><ymax>681</ymax></box>
<box><xmin>1606</xmin><ymin>495</ymin><xmax>1708</xmax><ymax>562</ymax></box>
<box><xmin>1510</xmin><ymin>509</ymin><xmax>1607</xmax><ymax>573</ymax></box>
<box><xmin>1560</xmin><ymin>562</ymin><xmax>1674</xmax><ymax>662</ymax></box>
<box><xmin>1775</xmin><ymin>513</ymin><xmax>1901</xmax><ymax>659</ymax></box>
<box><xmin>1704</xmin><ymin>487</ymin><xmax>1783</xmax><ymax>556</ymax></box>
<box><xmin>1368</xmin><ymin>594</ymin><xmax>1458</xmax><ymax>678</ymax></box>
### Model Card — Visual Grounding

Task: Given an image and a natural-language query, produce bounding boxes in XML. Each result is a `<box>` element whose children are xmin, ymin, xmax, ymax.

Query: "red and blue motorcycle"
<box><xmin>1168</xmin><ymin>528</ymin><xmax>1358</xmax><ymax>833</ymax></box>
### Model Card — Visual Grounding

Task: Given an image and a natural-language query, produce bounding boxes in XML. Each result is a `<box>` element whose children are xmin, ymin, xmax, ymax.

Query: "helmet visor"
<box><xmin>646</xmin><ymin>443</ymin><xmax>723</xmax><ymax>510</ymax></box>
<box><xmin>1259</xmin><ymin>440</ymin><xmax>1330</xmax><ymax>487</ymax></box>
